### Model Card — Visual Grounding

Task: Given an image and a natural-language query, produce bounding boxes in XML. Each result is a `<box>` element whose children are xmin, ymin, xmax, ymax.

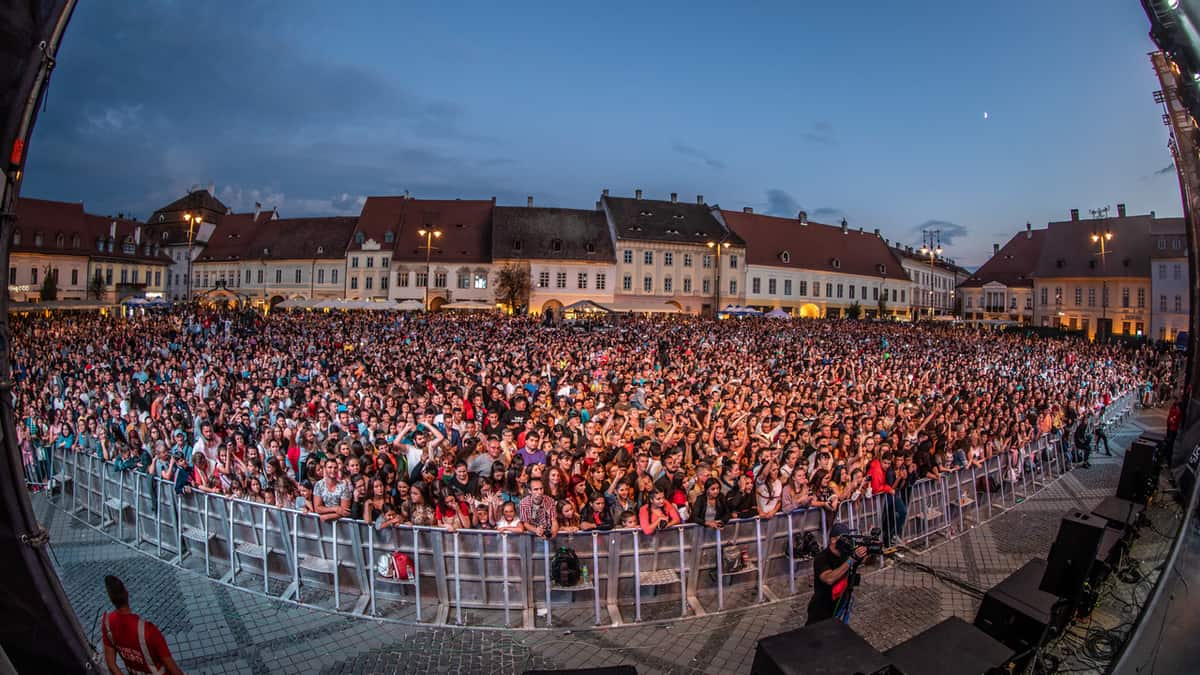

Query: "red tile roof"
<box><xmin>196</xmin><ymin>211</ymin><xmax>275</xmax><ymax>262</ymax></box>
<box><xmin>146</xmin><ymin>189</ymin><xmax>230</xmax><ymax>245</ymax></box>
<box><xmin>12</xmin><ymin>198</ymin><xmax>169</xmax><ymax>264</ymax></box>
<box><xmin>719</xmin><ymin>209</ymin><xmax>906</xmax><ymax>280</ymax></box>
<box><xmin>959</xmin><ymin>229</ymin><xmax>1046</xmax><ymax>288</ymax></box>
<box><xmin>355</xmin><ymin>196</ymin><xmax>494</xmax><ymax>263</ymax></box>
<box><xmin>247</xmin><ymin>216</ymin><xmax>358</xmax><ymax>260</ymax></box>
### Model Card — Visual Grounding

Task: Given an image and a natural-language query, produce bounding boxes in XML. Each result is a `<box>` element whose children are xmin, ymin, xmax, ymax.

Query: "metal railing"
<box><xmin>45</xmin><ymin>391</ymin><xmax>1134</xmax><ymax>630</ymax></box>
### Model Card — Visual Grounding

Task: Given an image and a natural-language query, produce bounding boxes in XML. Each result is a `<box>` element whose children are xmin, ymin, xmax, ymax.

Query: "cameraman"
<box><xmin>806</xmin><ymin>523</ymin><xmax>868</xmax><ymax>625</ymax></box>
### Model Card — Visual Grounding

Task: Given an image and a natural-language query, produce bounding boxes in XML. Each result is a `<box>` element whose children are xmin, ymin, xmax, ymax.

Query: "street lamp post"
<box><xmin>183</xmin><ymin>212</ymin><xmax>200</xmax><ymax>302</ymax></box>
<box><xmin>706</xmin><ymin>239</ymin><xmax>730</xmax><ymax>316</ymax></box>
<box><xmin>1090</xmin><ymin>207</ymin><xmax>1113</xmax><ymax>335</ymax></box>
<box><xmin>417</xmin><ymin>228</ymin><xmax>442</xmax><ymax>310</ymax></box>
<box><xmin>918</xmin><ymin>229</ymin><xmax>942</xmax><ymax>319</ymax></box>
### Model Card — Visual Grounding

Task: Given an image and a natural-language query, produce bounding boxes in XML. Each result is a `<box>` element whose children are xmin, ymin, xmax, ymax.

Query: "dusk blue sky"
<box><xmin>22</xmin><ymin>1</ymin><xmax>1181</xmax><ymax>266</ymax></box>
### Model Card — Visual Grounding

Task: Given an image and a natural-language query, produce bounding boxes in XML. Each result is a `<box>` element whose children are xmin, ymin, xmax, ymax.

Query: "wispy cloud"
<box><xmin>812</xmin><ymin>207</ymin><xmax>845</xmax><ymax>221</ymax></box>
<box><xmin>672</xmin><ymin>141</ymin><xmax>725</xmax><ymax>169</ymax></box>
<box><xmin>907</xmin><ymin>219</ymin><xmax>970</xmax><ymax>246</ymax></box>
<box><xmin>764</xmin><ymin>189</ymin><xmax>801</xmax><ymax>216</ymax></box>
<box><xmin>798</xmin><ymin>121</ymin><xmax>836</xmax><ymax>147</ymax></box>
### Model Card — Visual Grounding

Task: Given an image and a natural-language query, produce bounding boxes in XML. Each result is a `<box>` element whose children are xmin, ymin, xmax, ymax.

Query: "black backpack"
<box><xmin>551</xmin><ymin>546</ymin><xmax>581</xmax><ymax>587</ymax></box>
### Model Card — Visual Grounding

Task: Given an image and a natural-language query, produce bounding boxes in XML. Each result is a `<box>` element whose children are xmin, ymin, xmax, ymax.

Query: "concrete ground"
<box><xmin>36</xmin><ymin>407</ymin><xmax>1166</xmax><ymax>675</ymax></box>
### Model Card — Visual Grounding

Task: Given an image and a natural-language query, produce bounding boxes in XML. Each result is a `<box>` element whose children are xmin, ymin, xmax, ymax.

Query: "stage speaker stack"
<box><xmin>1117</xmin><ymin>436</ymin><xmax>1160</xmax><ymax>505</ymax></box>
<box><xmin>884</xmin><ymin>616</ymin><xmax>1014</xmax><ymax>675</ymax></box>
<box><xmin>1090</xmin><ymin>495</ymin><xmax>1146</xmax><ymax>535</ymax></box>
<box><xmin>973</xmin><ymin>559</ymin><xmax>1066</xmax><ymax>659</ymax></box>
<box><xmin>522</xmin><ymin>668</ymin><xmax>637</xmax><ymax>675</ymax></box>
<box><xmin>751</xmin><ymin>619</ymin><xmax>895</xmax><ymax>675</ymax></box>
<box><xmin>1039</xmin><ymin>512</ymin><xmax>1105</xmax><ymax>600</ymax></box>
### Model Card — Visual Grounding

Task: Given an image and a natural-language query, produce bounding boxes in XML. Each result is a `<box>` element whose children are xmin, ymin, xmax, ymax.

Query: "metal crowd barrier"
<box><xmin>46</xmin><ymin>391</ymin><xmax>1135</xmax><ymax>630</ymax></box>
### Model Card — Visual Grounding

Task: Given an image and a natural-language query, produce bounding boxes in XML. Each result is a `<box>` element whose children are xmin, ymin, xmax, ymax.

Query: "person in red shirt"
<box><xmin>868</xmin><ymin>452</ymin><xmax>906</xmax><ymax>547</ymax></box>
<box><xmin>102</xmin><ymin>575</ymin><xmax>182</xmax><ymax>675</ymax></box>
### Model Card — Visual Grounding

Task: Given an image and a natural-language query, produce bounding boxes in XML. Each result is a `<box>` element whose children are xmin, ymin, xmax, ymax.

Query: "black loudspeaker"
<box><xmin>523</xmin><ymin>662</ymin><xmax>638</xmax><ymax>667</ymax></box>
<box><xmin>1095</xmin><ymin>318</ymin><xmax>1113</xmax><ymax>340</ymax></box>
<box><xmin>884</xmin><ymin>616</ymin><xmax>1014</xmax><ymax>675</ymax></box>
<box><xmin>1090</xmin><ymin>495</ymin><xmax>1145</xmax><ymax>534</ymax></box>
<box><xmin>975</xmin><ymin>559</ymin><xmax>1066</xmax><ymax>657</ymax></box>
<box><xmin>1039</xmin><ymin>511</ymin><xmax>1106</xmax><ymax>601</ymax></box>
<box><xmin>751</xmin><ymin>619</ymin><xmax>895</xmax><ymax>675</ymax></box>
<box><xmin>1117</xmin><ymin>437</ymin><xmax>1159</xmax><ymax>505</ymax></box>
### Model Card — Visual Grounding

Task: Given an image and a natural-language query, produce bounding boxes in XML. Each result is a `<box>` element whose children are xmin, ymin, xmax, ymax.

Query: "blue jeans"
<box><xmin>882</xmin><ymin>493</ymin><xmax>907</xmax><ymax>543</ymax></box>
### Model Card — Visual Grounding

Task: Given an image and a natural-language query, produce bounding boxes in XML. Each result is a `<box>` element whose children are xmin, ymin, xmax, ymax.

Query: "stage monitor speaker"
<box><xmin>1039</xmin><ymin>511</ymin><xmax>1105</xmax><ymax>601</ymax></box>
<box><xmin>1117</xmin><ymin>437</ymin><xmax>1159</xmax><ymax>504</ymax></box>
<box><xmin>884</xmin><ymin>616</ymin><xmax>1014</xmax><ymax>675</ymax></box>
<box><xmin>523</xmin><ymin>662</ymin><xmax>638</xmax><ymax>667</ymax></box>
<box><xmin>974</xmin><ymin>559</ymin><xmax>1065</xmax><ymax>657</ymax></box>
<box><xmin>1095</xmin><ymin>318</ymin><xmax>1113</xmax><ymax>341</ymax></box>
<box><xmin>751</xmin><ymin>619</ymin><xmax>895</xmax><ymax>675</ymax></box>
<box><xmin>1090</xmin><ymin>495</ymin><xmax>1145</xmax><ymax>533</ymax></box>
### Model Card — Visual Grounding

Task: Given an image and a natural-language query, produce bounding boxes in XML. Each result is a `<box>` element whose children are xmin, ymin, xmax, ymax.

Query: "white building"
<box><xmin>1150</xmin><ymin>218</ymin><xmax>1189</xmax><ymax>342</ymax></box>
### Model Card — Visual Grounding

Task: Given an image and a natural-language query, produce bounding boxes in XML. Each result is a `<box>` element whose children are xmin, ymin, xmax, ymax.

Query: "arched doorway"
<box><xmin>269</xmin><ymin>295</ymin><xmax>285</xmax><ymax>308</ymax></box>
<box><xmin>541</xmin><ymin>299</ymin><xmax>563</xmax><ymax>318</ymax></box>
<box><xmin>429</xmin><ymin>296</ymin><xmax>448</xmax><ymax>312</ymax></box>
<box><xmin>798</xmin><ymin>303</ymin><xmax>821</xmax><ymax>319</ymax></box>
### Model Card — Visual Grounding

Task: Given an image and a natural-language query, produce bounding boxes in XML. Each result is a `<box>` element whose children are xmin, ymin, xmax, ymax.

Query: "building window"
<box><xmin>1121</xmin><ymin>288</ymin><xmax>1130</xmax><ymax>308</ymax></box>
<box><xmin>397</xmin><ymin>271</ymin><xmax>408</xmax><ymax>287</ymax></box>
<box><xmin>318</xmin><ymin>269</ymin><xmax>326</xmax><ymax>284</ymax></box>
<box><xmin>784</xmin><ymin>279</ymin><xmax>792</xmax><ymax>295</ymax></box>
<box><xmin>130</xmin><ymin>269</ymin><xmax>137</xmax><ymax>284</ymax></box>
<box><xmin>622</xmin><ymin>274</ymin><xmax>632</xmax><ymax>291</ymax></box>
<box><xmin>366</xmin><ymin>256</ymin><xmax>374</xmax><ymax>268</ymax></box>
<box><xmin>551</xmin><ymin>239</ymin><xmax>563</xmax><ymax>252</ymax></box>
<box><xmin>415</xmin><ymin>272</ymin><xmax>427</xmax><ymax>287</ymax></box>
<box><xmin>121</xmin><ymin>269</ymin><xmax>128</xmax><ymax>284</ymax></box>
<box><xmin>1054</xmin><ymin>287</ymin><xmax>1062</xmax><ymax>305</ymax></box>
<box><xmin>596</xmin><ymin>273</ymin><xmax>606</xmax><ymax>290</ymax></box>
<box><xmin>1158</xmin><ymin>239</ymin><xmax>1167</xmax><ymax>250</ymax></box>
<box><xmin>365</xmin><ymin>276</ymin><xmax>373</xmax><ymax>290</ymax></box>
<box><xmin>702</xmin><ymin>255</ymin><xmax>712</xmax><ymax>269</ymax></box>
<box><xmin>152</xmin><ymin>270</ymin><xmax>159</xmax><ymax>286</ymax></box>
<box><xmin>683</xmin><ymin>253</ymin><xmax>692</xmax><ymax>267</ymax></box>
<box><xmin>1074</xmin><ymin>288</ymin><xmax>1082</xmax><ymax>306</ymax></box>
<box><xmin>643</xmin><ymin>275</ymin><xmax>653</xmax><ymax>292</ymax></box>
<box><xmin>752</xmin><ymin>277</ymin><xmax>761</xmax><ymax>294</ymax></box>
<box><xmin>537</xmin><ymin>271</ymin><xmax>550</xmax><ymax>288</ymax></box>
<box><xmin>31</xmin><ymin>268</ymin><xmax>38</xmax><ymax>284</ymax></box>
<box><xmin>1121</xmin><ymin>321</ymin><xmax>1131</xmax><ymax>335</ymax></box>
<box><xmin>872</xmin><ymin>286</ymin><xmax>878</xmax><ymax>301</ymax></box>
<box><xmin>966</xmin><ymin>295</ymin><xmax>973</xmax><ymax>308</ymax></box>
<box><xmin>623</xmin><ymin>250</ymin><xmax>633</xmax><ymax>264</ymax></box>
<box><xmin>1174</xmin><ymin>264</ymin><xmax>1182</xmax><ymax>280</ymax></box>
<box><xmin>729</xmin><ymin>279</ymin><xmax>737</xmax><ymax>294</ymax></box>
<box><xmin>729</xmin><ymin>254</ymin><xmax>738</xmax><ymax>269</ymax></box>
<box><xmin>1159</xmin><ymin>264</ymin><xmax>1167</xmax><ymax>279</ymax></box>
<box><xmin>1176</xmin><ymin>295</ymin><xmax>1183</xmax><ymax>312</ymax></box>
<box><xmin>663</xmin><ymin>276</ymin><xmax>673</xmax><ymax>292</ymax></box>
<box><xmin>293</xmin><ymin>269</ymin><xmax>300</xmax><ymax>284</ymax></box>
<box><xmin>682</xmin><ymin>277</ymin><xmax>691</xmax><ymax>293</ymax></box>
<box><xmin>556</xmin><ymin>272</ymin><xmax>567</xmax><ymax>289</ymax></box>
<box><xmin>351</xmin><ymin>256</ymin><xmax>359</xmax><ymax>268</ymax></box>
<box><xmin>577</xmin><ymin>272</ymin><xmax>588</xmax><ymax>290</ymax></box>
<box><xmin>1041</xmin><ymin>287</ymin><xmax>1048</xmax><ymax>306</ymax></box>
<box><xmin>768</xmin><ymin>278</ymin><xmax>777</xmax><ymax>295</ymax></box>
<box><xmin>664</xmin><ymin>252</ymin><xmax>673</xmax><ymax>266</ymax></box>
<box><xmin>813</xmin><ymin>282</ymin><xmax>821</xmax><ymax>298</ymax></box>
<box><xmin>331</xmin><ymin>269</ymin><xmax>338</xmax><ymax>284</ymax></box>
<box><xmin>256</xmin><ymin>269</ymin><xmax>264</xmax><ymax>283</ymax></box>
<box><xmin>350</xmin><ymin>277</ymin><xmax>358</xmax><ymax>290</ymax></box>
<box><xmin>1161</xmin><ymin>294</ymin><xmax>1168</xmax><ymax>311</ymax></box>
<box><xmin>434</xmin><ymin>272</ymin><xmax>447</xmax><ymax>288</ymax></box>
<box><xmin>458</xmin><ymin>273</ymin><xmax>470</xmax><ymax>289</ymax></box>
<box><xmin>1137</xmin><ymin>288</ymin><xmax>1145</xmax><ymax>308</ymax></box>
<box><xmin>382</xmin><ymin>257</ymin><xmax>389</xmax><ymax>268</ymax></box>
<box><xmin>8</xmin><ymin>267</ymin><xmax>14</xmax><ymax>285</ymax></box>
<box><xmin>1087</xmin><ymin>288</ymin><xmax>1095</xmax><ymax>307</ymax></box>
<box><xmin>836</xmin><ymin>283</ymin><xmax>843</xmax><ymax>298</ymax></box>
<box><xmin>796</xmin><ymin>280</ymin><xmax>805</xmax><ymax>296</ymax></box>
<box><xmin>900</xmin><ymin>289</ymin><xmax>905</xmax><ymax>302</ymax></box>
<box><xmin>474</xmin><ymin>273</ymin><xmax>487</xmax><ymax>289</ymax></box>
<box><xmin>644</xmin><ymin>251</ymin><xmax>653</xmax><ymax>265</ymax></box>
<box><xmin>245</xmin><ymin>270</ymin><xmax>251</xmax><ymax>283</ymax></box>
<box><xmin>702</xmin><ymin>278</ymin><xmax>711</xmax><ymax>294</ymax></box>
<box><xmin>849</xmin><ymin>285</ymin><xmax>855</xmax><ymax>299</ymax></box>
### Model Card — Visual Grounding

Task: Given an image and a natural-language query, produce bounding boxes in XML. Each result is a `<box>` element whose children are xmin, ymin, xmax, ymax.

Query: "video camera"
<box><xmin>833</xmin><ymin>527</ymin><xmax>884</xmax><ymax>560</ymax></box>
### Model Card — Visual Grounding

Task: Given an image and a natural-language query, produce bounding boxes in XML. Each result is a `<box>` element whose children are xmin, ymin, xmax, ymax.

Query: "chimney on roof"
<box><xmin>841</xmin><ymin>218</ymin><xmax>848</xmax><ymax>234</ymax></box>
<box><xmin>1026</xmin><ymin>222</ymin><xmax>1032</xmax><ymax>239</ymax></box>
<box><xmin>635</xmin><ymin>189</ymin><xmax>643</xmax><ymax>200</ymax></box>
<box><xmin>272</xmin><ymin>207</ymin><xmax>278</xmax><ymax>220</ymax></box>
<box><xmin>873</xmin><ymin>228</ymin><xmax>880</xmax><ymax>237</ymax></box>
<box><xmin>670</xmin><ymin>192</ymin><xmax>677</xmax><ymax>203</ymax></box>
<box><xmin>109</xmin><ymin>220</ymin><xmax>116</xmax><ymax>238</ymax></box>
<box><xmin>602</xmin><ymin>188</ymin><xmax>609</xmax><ymax>198</ymax></box>
<box><xmin>254</xmin><ymin>202</ymin><xmax>261</xmax><ymax>219</ymax></box>
<box><xmin>527</xmin><ymin>196</ymin><xmax>534</xmax><ymax>208</ymax></box>
<box><xmin>993</xmin><ymin>243</ymin><xmax>1000</xmax><ymax>256</ymax></box>
<box><xmin>403</xmin><ymin>189</ymin><xmax>410</xmax><ymax>199</ymax></box>
<box><xmin>696</xmin><ymin>194</ymin><xmax>703</xmax><ymax>204</ymax></box>
<box><xmin>743</xmin><ymin>207</ymin><xmax>753</xmax><ymax>213</ymax></box>
<box><xmin>135</xmin><ymin>225</ymin><xmax>141</xmax><ymax>245</ymax></box>
<box><xmin>1151</xmin><ymin>210</ymin><xmax>1156</xmax><ymax>218</ymax></box>
<box><xmin>1070</xmin><ymin>208</ymin><xmax>1080</xmax><ymax>221</ymax></box>
<box><xmin>798</xmin><ymin>210</ymin><xmax>807</xmax><ymax>225</ymax></box>
<box><xmin>1117</xmin><ymin>203</ymin><xmax>1126</xmax><ymax>218</ymax></box>
<box><xmin>596</xmin><ymin>201</ymin><xmax>602</xmax><ymax>210</ymax></box>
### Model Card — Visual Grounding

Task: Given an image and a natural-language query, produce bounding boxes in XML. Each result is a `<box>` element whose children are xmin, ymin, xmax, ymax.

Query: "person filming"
<box><xmin>806</xmin><ymin>523</ymin><xmax>869</xmax><ymax>625</ymax></box>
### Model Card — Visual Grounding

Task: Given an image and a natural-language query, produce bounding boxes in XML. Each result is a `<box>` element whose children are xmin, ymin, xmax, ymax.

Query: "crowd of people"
<box><xmin>14</xmin><ymin>309</ymin><xmax>1180</xmax><ymax>546</ymax></box>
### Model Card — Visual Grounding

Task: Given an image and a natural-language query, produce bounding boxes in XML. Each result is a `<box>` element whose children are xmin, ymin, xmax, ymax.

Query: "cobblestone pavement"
<box><xmin>37</xmin><ymin>408</ymin><xmax>1165</xmax><ymax>675</ymax></box>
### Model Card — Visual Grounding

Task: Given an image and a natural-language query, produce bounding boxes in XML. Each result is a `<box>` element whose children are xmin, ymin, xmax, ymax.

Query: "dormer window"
<box><xmin>71</xmin><ymin>234</ymin><xmax>80</xmax><ymax>248</ymax></box>
<box><xmin>95</xmin><ymin>236</ymin><xmax>103</xmax><ymax>250</ymax></box>
<box><xmin>55</xmin><ymin>232</ymin><xmax>65</xmax><ymax>248</ymax></box>
<box><xmin>354</xmin><ymin>232</ymin><xmax>365</xmax><ymax>244</ymax></box>
<box><xmin>831</xmin><ymin>258</ymin><xmax>841</xmax><ymax>269</ymax></box>
<box><xmin>122</xmin><ymin>238</ymin><xmax>135</xmax><ymax>255</ymax></box>
<box><xmin>512</xmin><ymin>239</ymin><xmax>523</xmax><ymax>252</ymax></box>
<box><xmin>316</xmin><ymin>246</ymin><xmax>325</xmax><ymax>255</ymax></box>
<box><xmin>33</xmin><ymin>231</ymin><xmax>43</xmax><ymax>247</ymax></box>
<box><xmin>780</xmin><ymin>251</ymin><xmax>791</xmax><ymax>264</ymax></box>
<box><xmin>384</xmin><ymin>231</ymin><xmax>395</xmax><ymax>244</ymax></box>
<box><xmin>12</xmin><ymin>229</ymin><xmax>20</xmax><ymax>246</ymax></box>
<box><xmin>551</xmin><ymin>239</ymin><xmax>563</xmax><ymax>252</ymax></box>
<box><xmin>161</xmin><ymin>231</ymin><xmax>169</xmax><ymax>240</ymax></box>
<box><xmin>665</xmin><ymin>228</ymin><xmax>681</xmax><ymax>235</ymax></box>
<box><xmin>638</xmin><ymin>209</ymin><xmax>653</xmax><ymax>217</ymax></box>
<box><xmin>876</xmin><ymin>264</ymin><xmax>886</xmax><ymax>274</ymax></box>
<box><xmin>585</xmin><ymin>242</ymin><xmax>596</xmax><ymax>254</ymax></box>
<box><xmin>672</xmin><ymin>213</ymin><xmax>685</xmax><ymax>220</ymax></box>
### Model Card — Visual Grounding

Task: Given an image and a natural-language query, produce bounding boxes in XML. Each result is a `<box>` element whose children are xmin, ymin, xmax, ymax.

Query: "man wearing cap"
<box><xmin>102</xmin><ymin>575</ymin><xmax>182</xmax><ymax>675</ymax></box>
<box><xmin>806</xmin><ymin>523</ymin><xmax>867</xmax><ymax>625</ymax></box>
